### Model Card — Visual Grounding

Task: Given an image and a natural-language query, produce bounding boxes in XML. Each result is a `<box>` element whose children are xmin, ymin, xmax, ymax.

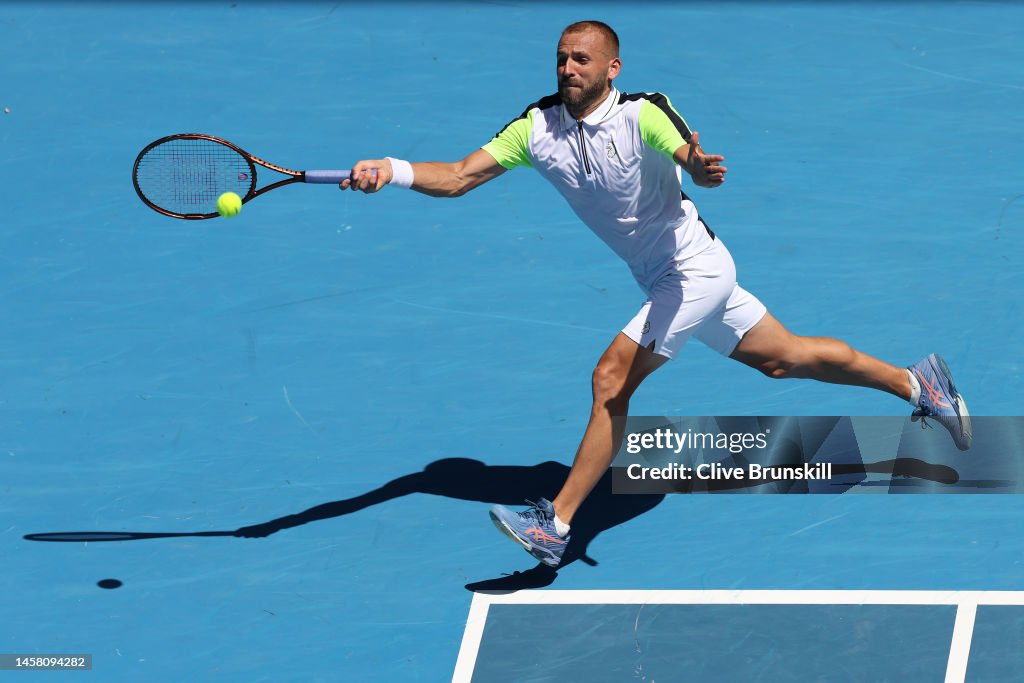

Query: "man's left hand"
<box><xmin>683</xmin><ymin>131</ymin><xmax>727</xmax><ymax>188</ymax></box>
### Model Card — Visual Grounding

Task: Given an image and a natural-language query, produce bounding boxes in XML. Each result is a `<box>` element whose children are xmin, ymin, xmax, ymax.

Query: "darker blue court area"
<box><xmin>2</xmin><ymin>1</ymin><xmax>1023</xmax><ymax>681</ymax></box>
<box><xmin>473</xmin><ymin>603</ymin><xmax>956</xmax><ymax>683</ymax></box>
<box><xmin>967</xmin><ymin>606</ymin><xmax>1024</xmax><ymax>681</ymax></box>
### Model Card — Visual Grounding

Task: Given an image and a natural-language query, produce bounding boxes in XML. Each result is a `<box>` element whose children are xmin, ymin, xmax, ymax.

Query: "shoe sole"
<box><xmin>489</xmin><ymin>511</ymin><xmax>561</xmax><ymax>567</ymax></box>
<box><xmin>932</xmin><ymin>354</ymin><xmax>973</xmax><ymax>451</ymax></box>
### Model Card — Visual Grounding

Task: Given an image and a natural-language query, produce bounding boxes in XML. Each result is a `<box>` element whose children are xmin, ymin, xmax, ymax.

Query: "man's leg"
<box><xmin>551</xmin><ymin>332</ymin><xmax>669</xmax><ymax>524</ymax></box>
<box><xmin>729</xmin><ymin>312</ymin><xmax>911</xmax><ymax>398</ymax></box>
<box><xmin>729</xmin><ymin>312</ymin><xmax>971</xmax><ymax>450</ymax></box>
<box><xmin>488</xmin><ymin>332</ymin><xmax>667</xmax><ymax>566</ymax></box>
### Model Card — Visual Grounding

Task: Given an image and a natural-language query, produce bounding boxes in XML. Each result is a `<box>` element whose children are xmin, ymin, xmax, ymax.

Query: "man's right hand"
<box><xmin>339</xmin><ymin>159</ymin><xmax>390</xmax><ymax>193</ymax></box>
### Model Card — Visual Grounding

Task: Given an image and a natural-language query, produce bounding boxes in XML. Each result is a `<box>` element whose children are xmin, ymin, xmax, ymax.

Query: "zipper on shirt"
<box><xmin>576</xmin><ymin>121</ymin><xmax>592</xmax><ymax>176</ymax></box>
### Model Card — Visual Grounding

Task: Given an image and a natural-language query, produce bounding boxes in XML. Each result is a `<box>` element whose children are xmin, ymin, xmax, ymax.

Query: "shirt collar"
<box><xmin>561</xmin><ymin>87</ymin><xmax>619</xmax><ymax>130</ymax></box>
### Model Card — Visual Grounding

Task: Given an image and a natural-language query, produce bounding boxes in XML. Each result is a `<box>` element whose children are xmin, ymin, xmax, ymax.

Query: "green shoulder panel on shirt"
<box><xmin>639</xmin><ymin>96</ymin><xmax>691</xmax><ymax>158</ymax></box>
<box><xmin>481</xmin><ymin>110</ymin><xmax>534</xmax><ymax>170</ymax></box>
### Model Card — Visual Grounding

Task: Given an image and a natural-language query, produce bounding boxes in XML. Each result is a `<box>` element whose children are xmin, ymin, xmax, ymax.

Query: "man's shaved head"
<box><xmin>561</xmin><ymin>20</ymin><xmax>619</xmax><ymax>57</ymax></box>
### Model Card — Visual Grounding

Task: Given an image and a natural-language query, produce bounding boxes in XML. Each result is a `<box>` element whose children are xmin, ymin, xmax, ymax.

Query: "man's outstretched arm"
<box><xmin>339</xmin><ymin>148</ymin><xmax>507</xmax><ymax>198</ymax></box>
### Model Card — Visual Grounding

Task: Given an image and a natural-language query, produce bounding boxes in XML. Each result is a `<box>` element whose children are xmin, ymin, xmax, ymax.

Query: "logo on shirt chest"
<box><xmin>605</xmin><ymin>140</ymin><xmax>618</xmax><ymax>160</ymax></box>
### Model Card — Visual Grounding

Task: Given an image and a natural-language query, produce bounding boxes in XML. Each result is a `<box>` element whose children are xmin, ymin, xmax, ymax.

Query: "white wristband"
<box><xmin>386</xmin><ymin>157</ymin><xmax>414</xmax><ymax>189</ymax></box>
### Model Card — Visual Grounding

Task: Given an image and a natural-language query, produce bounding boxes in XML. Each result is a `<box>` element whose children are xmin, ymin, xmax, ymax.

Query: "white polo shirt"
<box><xmin>482</xmin><ymin>88</ymin><xmax>715</xmax><ymax>292</ymax></box>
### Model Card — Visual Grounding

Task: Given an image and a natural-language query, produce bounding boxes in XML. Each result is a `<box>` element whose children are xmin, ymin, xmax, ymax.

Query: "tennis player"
<box><xmin>340</xmin><ymin>20</ymin><xmax>971</xmax><ymax>567</ymax></box>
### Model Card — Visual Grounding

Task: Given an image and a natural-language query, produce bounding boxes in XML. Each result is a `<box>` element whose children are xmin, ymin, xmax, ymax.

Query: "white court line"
<box><xmin>452</xmin><ymin>592</ymin><xmax>492</xmax><ymax>683</ymax></box>
<box><xmin>454</xmin><ymin>590</ymin><xmax>1024</xmax><ymax>683</ymax></box>
<box><xmin>945</xmin><ymin>600</ymin><xmax>978</xmax><ymax>683</ymax></box>
<box><xmin>471</xmin><ymin>589</ymin><xmax>1024</xmax><ymax>606</ymax></box>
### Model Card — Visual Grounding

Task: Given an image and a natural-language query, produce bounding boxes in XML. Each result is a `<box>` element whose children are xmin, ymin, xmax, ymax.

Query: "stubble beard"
<box><xmin>559</xmin><ymin>77</ymin><xmax>608</xmax><ymax>119</ymax></box>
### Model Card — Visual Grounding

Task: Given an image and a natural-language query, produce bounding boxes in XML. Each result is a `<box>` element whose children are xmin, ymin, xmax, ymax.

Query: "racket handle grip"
<box><xmin>304</xmin><ymin>170</ymin><xmax>354</xmax><ymax>184</ymax></box>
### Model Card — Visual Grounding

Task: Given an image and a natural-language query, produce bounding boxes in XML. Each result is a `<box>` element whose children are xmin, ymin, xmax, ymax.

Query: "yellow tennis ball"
<box><xmin>217</xmin><ymin>192</ymin><xmax>242</xmax><ymax>218</ymax></box>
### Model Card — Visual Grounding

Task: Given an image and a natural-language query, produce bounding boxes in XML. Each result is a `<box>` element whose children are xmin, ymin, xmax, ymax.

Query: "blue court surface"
<box><xmin>2</xmin><ymin>1</ymin><xmax>1023</xmax><ymax>681</ymax></box>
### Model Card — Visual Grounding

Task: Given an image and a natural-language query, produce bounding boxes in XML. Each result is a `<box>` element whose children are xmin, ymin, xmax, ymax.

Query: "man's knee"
<box><xmin>591</xmin><ymin>358</ymin><xmax>631</xmax><ymax>408</ymax></box>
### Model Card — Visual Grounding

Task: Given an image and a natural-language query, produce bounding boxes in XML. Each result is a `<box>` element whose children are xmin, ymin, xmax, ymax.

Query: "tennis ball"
<box><xmin>217</xmin><ymin>192</ymin><xmax>242</xmax><ymax>218</ymax></box>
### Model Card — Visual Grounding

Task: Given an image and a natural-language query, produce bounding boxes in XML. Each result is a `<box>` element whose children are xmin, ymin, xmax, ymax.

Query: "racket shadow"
<box><xmin>23</xmin><ymin>531</ymin><xmax>235</xmax><ymax>542</ymax></box>
<box><xmin>21</xmin><ymin>458</ymin><xmax>666</xmax><ymax>589</ymax></box>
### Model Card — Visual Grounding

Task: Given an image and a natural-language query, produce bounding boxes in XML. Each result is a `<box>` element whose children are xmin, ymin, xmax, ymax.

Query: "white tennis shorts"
<box><xmin>621</xmin><ymin>238</ymin><xmax>767</xmax><ymax>359</ymax></box>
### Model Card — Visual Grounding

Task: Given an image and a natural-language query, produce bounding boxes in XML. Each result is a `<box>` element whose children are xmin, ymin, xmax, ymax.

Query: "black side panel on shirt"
<box><xmin>492</xmin><ymin>92</ymin><xmax>563</xmax><ymax>138</ymax></box>
<box><xmin>618</xmin><ymin>91</ymin><xmax>693</xmax><ymax>143</ymax></box>
<box><xmin>681</xmin><ymin>190</ymin><xmax>716</xmax><ymax>241</ymax></box>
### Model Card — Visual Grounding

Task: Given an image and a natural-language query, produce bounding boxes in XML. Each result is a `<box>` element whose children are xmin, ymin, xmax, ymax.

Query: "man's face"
<box><xmin>556</xmin><ymin>29</ymin><xmax>620</xmax><ymax>115</ymax></box>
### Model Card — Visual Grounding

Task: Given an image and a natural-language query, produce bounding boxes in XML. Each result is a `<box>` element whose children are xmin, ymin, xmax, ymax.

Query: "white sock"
<box><xmin>907</xmin><ymin>369</ymin><xmax>922</xmax><ymax>406</ymax></box>
<box><xmin>554</xmin><ymin>514</ymin><xmax>571</xmax><ymax>537</ymax></box>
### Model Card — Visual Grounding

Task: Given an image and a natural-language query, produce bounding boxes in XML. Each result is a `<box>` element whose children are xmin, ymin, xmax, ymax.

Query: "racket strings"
<box><xmin>135</xmin><ymin>138</ymin><xmax>253</xmax><ymax>216</ymax></box>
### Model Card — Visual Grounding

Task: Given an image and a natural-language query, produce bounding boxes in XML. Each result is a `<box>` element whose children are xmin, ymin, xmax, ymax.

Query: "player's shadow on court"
<box><xmin>24</xmin><ymin>457</ymin><xmax>964</xmax><ymax>592</ymax></box>
<box><xmin>233</xmin><ymin>457</ymin><xmax>661</xmax><ymax>591</ymax></box>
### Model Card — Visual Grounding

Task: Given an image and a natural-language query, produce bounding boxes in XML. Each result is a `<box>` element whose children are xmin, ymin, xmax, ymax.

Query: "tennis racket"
<box><xmin>132</xmin><ymin>133</ymin><xmax>357</xmax><ymax>219</ymax></box>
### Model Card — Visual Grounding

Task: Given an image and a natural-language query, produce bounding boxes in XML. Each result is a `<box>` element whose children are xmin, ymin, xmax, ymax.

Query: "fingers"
<box><xmin>366</xmin><ymin>167</ymin><xmax>383</xmax><ymax>191</ymax></box>
<box><xmin>703</xmin><ymin>170</ymin><xmax>727</xmax><ymax>186</ymax></box>
<box><xmin>338</xmin><ymin>168</ymin><xmax>377</xmax><ymax>191</ymax></box>
<box><xmin>699</xmin><ymin>161</ymin><xmax>728</xmax><ymax>187</ymax></box>
<box><xmin>338</xmin><ymin>159</ymin><xmax>388</xmax><ymax>193</ymax></box>
<box><xmin>350</xmin><ymin>167</ymin><xmax>380</xmax><ymax>193</ymax></box>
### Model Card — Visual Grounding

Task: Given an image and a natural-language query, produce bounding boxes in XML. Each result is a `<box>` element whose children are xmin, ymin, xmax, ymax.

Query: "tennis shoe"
<box><xmin>909</xmin><ymin>354</ymin><xmax>972</xmax><ymax>451</ymax></box>
<box><xmin>489</xmin><ymin>498</ymin><xmax>568</xmax><ymax>567</ymax></box>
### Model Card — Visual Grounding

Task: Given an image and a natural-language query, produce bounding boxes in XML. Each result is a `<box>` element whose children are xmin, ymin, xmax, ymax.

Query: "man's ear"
<box><xmin>608</xmin><ymin>57</ymin><xmax>622</xmax><ymax>80</ymax></box>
